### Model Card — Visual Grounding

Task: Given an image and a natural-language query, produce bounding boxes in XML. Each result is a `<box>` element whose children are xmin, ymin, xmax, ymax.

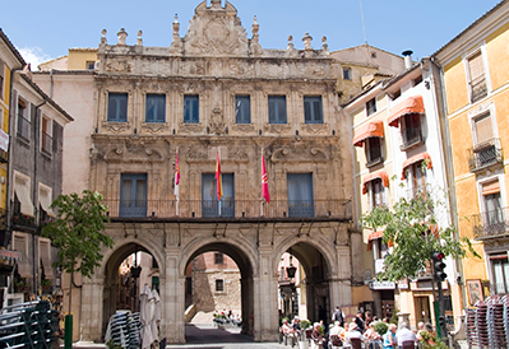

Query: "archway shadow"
<box><xmin>185</xmin><ymin>323</ymin><xmax>254</xmax><ymax>344</ymax></box>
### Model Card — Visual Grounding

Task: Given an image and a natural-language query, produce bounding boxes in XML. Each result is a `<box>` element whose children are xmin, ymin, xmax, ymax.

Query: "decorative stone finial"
<box><xmin>249</xmin><ymin>15</ymin><xmax>262</xmax><ymax>56</ymax></box>
<box><xmin>211</xmin><ymin>0</ymin><xmax>222</xmax><ymax>9</ymax></box>
<box><xmin>100</xmin><ymin>29</ymin><xmax>107</xmax><ymax>45</ymax></box>
<box><xmin>286</xmin><ymin>35</ymin><xmax>297</xmax><ymax>57</ymax></box>
<box><xmin>321</xmin><ymin>36</ymin><xmax>329</xmax><ymax>56</ymax></box>
<box><xmin>117</xmin><ymin>28</ymin><xmax>128</xmax><ymax>46</ymax></box>
<box><xmin>252</xmin><ymin>15</ymin><xmax>259</xmax><ymax>37</ymax></box>
<box><xmin>137</xmin><ymin>30</ymin><xmax>143</xmax><ymax>46</ymax></box>
<box><xmin>173</xmin><ymin>14</ymin><xmax>180</xmax><ymax>35</ymax></box>
<box><xmin>170</xmin><ymin>14</ymin><xmax>182</xmax><ymax>55</ymax></box>
<box><xmin>302</xmin><ymin>33</ymin><xmax>313</xmax><ymax>51</ymax></box>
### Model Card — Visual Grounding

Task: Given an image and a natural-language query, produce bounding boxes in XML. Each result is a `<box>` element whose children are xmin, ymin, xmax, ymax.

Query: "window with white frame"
<box><xmin>366</xmin><ymin>98</ymin><xmax>377</xmax><ymax>116</ymax></box>
<box><xmin>369</xmin><ymin>178</ymin><xmax>385</xmax><ymax>209</ymax></box>
<box><xmin>405</xmin><ymin>162</ymin><xmax>428</xmax><ymax>197</ymax></box>
<box><xmin>365</xmin><ymin>137</ymin><xmax>383</xmax><ymax>166</ymax></box>
<box><xmin>17</xmin><ymin>98</ymin><xmax>30</xmax><ymax>141</ymax></box>
<box><xmin>480</xmin><ymin>180</ymin><xmax>504</xmax><ymax>235</ymax></box>
<box><xmin>490</xmin><ymin>254</ymin><xmax>509</xmax><ymax>295</ymax></box>
<box><xmin>400</xmin><ymin>113</ymin><xmax>423</xmax><ymax>148</ymax></box>
<box><xmin>467</xmin><ymin>50</ymin><xmax>488</xmax><ymax>103</ymax></box>
<box><xmin>41</xmin><ymin>115</ymin><xmax>52</xmax><ymax>155</ymax></box>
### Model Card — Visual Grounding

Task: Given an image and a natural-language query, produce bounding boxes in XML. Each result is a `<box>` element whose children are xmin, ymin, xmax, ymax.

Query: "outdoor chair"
<box><xmin>401</xmin><ymin>340</ymin><xmax>416</xmax><ymax>349</ymax></box>
<box><xmin>350</xmin><ymin>337</ymin><xmax>362</xmax><ymax>349</ymax></box>
<box><xmin>328</xmin><ymin>335</ymin><xmax>343</xmax><ymax>348</ymax></box>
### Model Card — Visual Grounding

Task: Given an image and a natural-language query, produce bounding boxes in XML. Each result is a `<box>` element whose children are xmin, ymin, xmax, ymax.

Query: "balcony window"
<box><xmin>17</xmin><ymin>99</ymin><xmax>30</xmax><ymax>141</ymax></box>
<box><xmin>268</xmin><ymin>96</ymin><xmax>287</xmax><ymax>124</ymax></box>
<box><xmin>405</xmin><ymin>161</ymin><xmax>427</xmax><ymax>197</ymax></box>
<box><xmin>491</xmin><ymin>255</ymin><xmax>509</xmax><ymax>295</ymax></box>
<box><xmin>41</xmin><ymin>116</ymin><xmax>52</xmax><ymax>155</ymax></box>
<box><xmin>369</xmin><ymin>178</ymin><xmax>385</xmax><ymax>209</ymax></box>
<box><xmin>202</xmin><ymin>173</ymin><xmax>234</xmax><ymax>218</ymax></box>
<box><xmin>468</xmin><ymin>113</ymin><xmax>502</xmax><ymax>170</ymax></box>
<box><xmin>304</xmin><ymin>96</ymin><xmax>323</xmax><ymax>124</ymax></box>
<box><xmin>145</xmin><ymin>94</ymin><xmax>166</xmax><ymax>123</ymax></box>
<box><xmin>235</xmin><ymin>95</ymin><xmax>251</xmax><ymax>124</ymax></box>
<box><xmin>107</xmin><ymin>93</ymin><xmax>128</xmax><ymax>122</ymax></box>
<box><xmin>120</xmin><ymin>174</ymin><xmax>147</xmax><ymax>217</ymax></box>
<box><xmin>366</xmin><ymin>137</ymin><xmax>383</xmax><ymax>166</ymax></box>
<box><xmin>184</xmin><ymin>95</ymin><xmax>199</xmax><ymax>124</ymax></box>
<box><xmin>400</xmin><ymin>113</ymin><xmax>423</xmax><ymax>149</ymax></box>
<box><xmin>467</xmin><ymin>51</ymin><xmax>488</xmax><ymax>103</ymax></box>
<box><xmin>287</xmin><ymin>173</ymin><xmax>314</xmax><ymax>218</ymax></box>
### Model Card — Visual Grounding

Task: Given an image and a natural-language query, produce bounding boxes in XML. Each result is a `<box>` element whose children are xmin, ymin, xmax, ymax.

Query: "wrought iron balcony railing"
<box><xmin>472</xmin><ymin>207</ymin><xmax>509</xmax><ymax>239</ymax></box>
<box><xmin>468</xmin><ymin>138</ymin><xmax>503</xmax><ymax>171</ymax></box>
<box><xmin>102</xmin><ymin>199</ymin><xmax>352</xmax><ymax>220</ymax></box>
<box><xmin>470</xmin><ymin>76</ymin><xmax>488</xmax><ymax>103</ymax></box>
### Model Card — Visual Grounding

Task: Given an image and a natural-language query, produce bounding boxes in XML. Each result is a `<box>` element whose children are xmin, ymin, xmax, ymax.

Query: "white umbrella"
<box><xmin>140</xmin><ymin>284</ymin><xmax>154</xmax><ymax>349</ymax></box>
<box><xmin>150</xmin><ymin>289</ymin><xmax>161</xmax><ymax>343</ymax></box>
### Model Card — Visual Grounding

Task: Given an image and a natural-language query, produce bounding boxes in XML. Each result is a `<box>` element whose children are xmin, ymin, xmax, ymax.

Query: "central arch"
<box><xmin>180</xmin><ymin>239</ymin><xmax>257</xmax><ymax>339</ymax></box>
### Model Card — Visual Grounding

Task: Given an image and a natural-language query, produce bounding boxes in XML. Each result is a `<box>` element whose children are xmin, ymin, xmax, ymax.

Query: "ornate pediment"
<box><xmin>184</xmin><ymin>1</ymin><xmax>249</xmax><ymax>57</ymax></box>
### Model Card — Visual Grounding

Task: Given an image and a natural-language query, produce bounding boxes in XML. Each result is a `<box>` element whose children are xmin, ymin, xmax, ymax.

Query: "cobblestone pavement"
<box><xmin>165</xmin><ymin>323</ymin><xmax>289</xmax><ymax>349</ymax></box>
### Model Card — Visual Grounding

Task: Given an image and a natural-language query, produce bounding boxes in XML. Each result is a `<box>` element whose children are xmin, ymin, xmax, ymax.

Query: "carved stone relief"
<box><xmin>208</xmin><ymin>108</ymin><xmax>226</xmax><ymax>135</ymax></box>
<box><xmin>105</xmin><ymin>59</ymin><xmax>133</xmax><ymax>73</ymax></box>
<box><xmin>271</xmin><ymin>146</ymin><xmax>329</xmax><ymax>163</ymax></box>
<box><xmin>301</xmin><ymin>123</ymin><xmax>329</xmax><ymax>135</ymax></box>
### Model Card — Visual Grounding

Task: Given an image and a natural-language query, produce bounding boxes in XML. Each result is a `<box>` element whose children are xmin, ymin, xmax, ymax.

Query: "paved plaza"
<box><xmin>165</xmin><ymin>323</ymin><xmax>288</xmax><ymax>349</ymax></box>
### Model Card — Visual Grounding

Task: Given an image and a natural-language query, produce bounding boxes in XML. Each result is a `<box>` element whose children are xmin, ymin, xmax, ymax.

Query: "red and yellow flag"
<box><xmin>262</xmin><ymin>154</ymin><xmax>270</xmax><ymax>203</ymax></box>
<box><xmin>215</xmin><ymin>150</ymin><xmax>223</xmax><ymax>201</ymax></box>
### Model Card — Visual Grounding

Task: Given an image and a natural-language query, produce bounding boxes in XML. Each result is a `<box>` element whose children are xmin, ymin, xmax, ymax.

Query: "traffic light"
<box><xmin>432</xmin><ymin>251</ymin><xmax>447</xmax><ymax>282</ymax></box>
<box><xmin>438</xmin><ymin>316</ymin><xmax>446</xmax><ymax>329</ymax></box>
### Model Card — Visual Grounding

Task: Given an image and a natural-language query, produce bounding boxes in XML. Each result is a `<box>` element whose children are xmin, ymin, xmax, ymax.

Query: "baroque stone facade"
<box><xmin>34</xmin><ymin>1</ymin><xmax>360</xmax><ymax>344</ymax></box>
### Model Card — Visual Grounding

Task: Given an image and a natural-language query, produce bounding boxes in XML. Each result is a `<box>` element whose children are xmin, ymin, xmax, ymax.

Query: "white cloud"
<box><xmin>17</xmin><ymin>47</ymin><xmax>52</xmax><ymax>71</ymax></box>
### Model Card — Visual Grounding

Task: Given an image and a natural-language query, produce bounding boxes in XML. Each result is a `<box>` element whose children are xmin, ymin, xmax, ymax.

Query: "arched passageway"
<box><xmin>278</xmin><ymin>242</ymin><xmax>331</xmax><ymax>326</ymax></box>
<box><xmin>183</xmin><ymin>242</ymin><xmax>255</xmax><ymax>341</ymax></box>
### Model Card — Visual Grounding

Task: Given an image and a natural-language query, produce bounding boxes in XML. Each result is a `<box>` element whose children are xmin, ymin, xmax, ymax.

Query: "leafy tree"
<box><xmin>42</xmin><ymin>190</ymin><xmax>114</xmax><ymax>317</ymax></box>
<box><xmin>360</xmin><ymin>187</ymin><xmax>479</xmax><ymax>282</ymax></box>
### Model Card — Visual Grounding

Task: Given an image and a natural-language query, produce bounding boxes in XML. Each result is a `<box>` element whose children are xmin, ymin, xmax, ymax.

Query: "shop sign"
<box><xmin>0</xmin><ymin>249</ymin><xmax>20</xmax><ymax>261</ymax></box>
<box><xmin>369</xmin><ymin>281</ymin><xmax>396</xmax><ymax>290</ymax></box>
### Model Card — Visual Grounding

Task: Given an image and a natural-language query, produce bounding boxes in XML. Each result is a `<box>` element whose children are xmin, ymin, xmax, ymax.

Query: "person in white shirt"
<box><xmin>344</xmin><ymin>322</ymin><xmax>365</xmax><ymax>347</ymax></box>
<box><xmin>329</xmin><ymin>321</ymin><xmax>343</xmax><ymax>337</ymax></box>
<box><xmin>396</xmin><ymin>322</ymin><xmax>417</xmax><ymax>347</ymax></box>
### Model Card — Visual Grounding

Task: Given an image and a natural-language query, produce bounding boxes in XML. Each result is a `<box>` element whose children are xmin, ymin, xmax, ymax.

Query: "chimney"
<box><xmin>402</xmin><ymin>50</ymin><xmax>413</xmax><ymax>69</ymax></box>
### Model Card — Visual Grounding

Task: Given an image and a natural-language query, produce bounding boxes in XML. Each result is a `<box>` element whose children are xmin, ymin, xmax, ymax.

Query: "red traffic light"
<box><xmin>432</xmin><ymin>251</ymin><xmax>445</xmax><ymax>261</ymax></box>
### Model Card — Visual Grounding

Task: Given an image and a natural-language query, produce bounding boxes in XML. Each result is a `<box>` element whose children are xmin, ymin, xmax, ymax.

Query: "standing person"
<box><xmin>364</xmin><ymin>311</ymin><xmax>372</xmax><ymax>326</ymax></box>
<box><xmin>332</xmin><ymin>306</ymin><xmax>344</xmax><ymax>327</ymax></box>
<box><xmin>382</xmin><ymin>324</ymin><xmax>397</xmax><ymax>349</ymax></box>
<box><xmin>355</xmin><ymin>311</ymin><xmax>366</xmax><ymax>333</ymax></box>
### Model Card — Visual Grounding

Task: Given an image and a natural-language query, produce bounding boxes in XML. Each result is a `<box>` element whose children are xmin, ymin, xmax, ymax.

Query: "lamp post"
<box><xmin>286</xmin><ymin>255</ymin><xmax>298</xmax><ymax>318</ymax></box>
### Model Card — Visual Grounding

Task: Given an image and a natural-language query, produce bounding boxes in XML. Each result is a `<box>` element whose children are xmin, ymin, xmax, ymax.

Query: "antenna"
<box><xmin>359</xmin><ymin>0</ymin><xmax>368</xmax><ymax>45</ymax></box>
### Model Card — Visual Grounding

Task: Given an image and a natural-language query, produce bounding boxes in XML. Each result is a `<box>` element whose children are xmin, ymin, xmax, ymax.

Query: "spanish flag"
<box><xmin>215</xmin><ymin>150</ymin><xmax>223</xmax><ymax>201</ymax></box>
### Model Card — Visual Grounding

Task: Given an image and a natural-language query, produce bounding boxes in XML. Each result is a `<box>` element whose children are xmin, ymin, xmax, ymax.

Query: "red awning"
<box><xmin>388</xmin><ymin>95</ymin><xmax>425</xmax><ymax>127</ymax></box>
<box><xmin>401</xmin><ymin>152</ymin><xmax>432</xmax><ymax>180</ymax></box>
<box><xmin>367</xmin><ymin>231</ymin><xmax>383</xmax><ymax>251</ymax></box>
<box><xmin>352</xmin><ymin>121</ymin><xmax>384</xmax><ymax>147</ymax></box>
<box><xmin>362</xmin><ymin>171</ymin><xmax>390</xmax><ymax>194</ymax></box>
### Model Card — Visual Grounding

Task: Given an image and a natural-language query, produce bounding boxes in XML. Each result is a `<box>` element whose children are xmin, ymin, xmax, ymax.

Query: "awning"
<box><xmin>13</xmin><ymin>234</ymin><xmax>32</xmax><ymax>279</ymax></box>
<box><xmin>367</xmin><ymin>231</ymin><xmax>383</xmax><ymax>251</ymax></box>
<box><xmin>352</xmin><ymin>120</ymin><xmax>384</xmax><ymax>147</ymax></box>
<box><xmin>14</xmin><ymin>180</ymin><xmax>34</xmax><ymax>217</ymax></box>
<box><xmin>362</xmin><ymin>171</ymin><xmax>390</xmax><ymax>194</ymax></box>
<box><xmin>39</xmin><ymin>190</ymin><xmax>56</xmax><ymax>218</ymax></box>
<box><xmin>482</xmin><ymin>181</ymin><xmax>500</xmax><ymax>196</ymax></box>
<box><xmin>401</xmin><ymin>152</ymin><xmax>432</xmax><ymax>180</ymax></box>
<box><xmin>39</xmin><ymin>240</ymin><xmax>54</xmax><ymax>279</ymax></box>
<box><xmin>388</xmin><ymin>95</ymin><xmax>425</xmax><ymax>127</ymax></box>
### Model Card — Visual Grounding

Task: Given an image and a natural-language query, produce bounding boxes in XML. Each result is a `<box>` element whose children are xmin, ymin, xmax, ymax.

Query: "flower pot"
<box><xmin>299</xmin><ymin>340</ymin><xmax>308</xmax><ymax>349</ymax></box>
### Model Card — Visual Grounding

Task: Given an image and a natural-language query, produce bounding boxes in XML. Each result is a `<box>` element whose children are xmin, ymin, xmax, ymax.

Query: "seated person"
<box><xmin>344</xmin><ymin>322</ymin><xmax>365</xmax><ymax>347</ymax></box>
<box><xmin>282</xmin><ymin>319</ymin><xmax>298</xmax><ymax>342</ymax></box>
<box><xmin>396</xmin><ymin>322</ymin><xmax>417</xmax><ymax>348</ymax></box>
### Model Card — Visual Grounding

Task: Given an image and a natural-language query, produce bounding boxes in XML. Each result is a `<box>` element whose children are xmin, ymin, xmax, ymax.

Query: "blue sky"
<box><xmin>0</xmin><ymin>0</ymin><xmax>502</xmax><ymax>69</ymax></box>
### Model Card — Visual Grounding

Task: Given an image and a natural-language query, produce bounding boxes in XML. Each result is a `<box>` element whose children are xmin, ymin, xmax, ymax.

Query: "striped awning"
<box><xmin>352</xmin><ymin>120</ymin><xmax>384</xmax><ymax>147</ymax></box>
<box><xmin>401</xmin><ymin>152</ymin><xmax>432</xmax><ymax>180</ymax></box>
<box><xmin>388</xmin><ymin>95</ymin><xmax>425</xmax><ymax>127</ymax></box>
<box><xmin>362</xmin><ymin>171</ymin><xmax>390</xmax><ymax>194</ymax></box>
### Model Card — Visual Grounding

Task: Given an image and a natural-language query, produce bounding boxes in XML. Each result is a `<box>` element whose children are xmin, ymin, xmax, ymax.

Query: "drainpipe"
<box><xmin>31</xmin><ymin>98</ymin><xmax>46</xmax><ymax>293</ymax></box>
<box><xmin>430</xmin><ymin>57</ymin><xmax>467</xmax><ymax>311</ymax></box>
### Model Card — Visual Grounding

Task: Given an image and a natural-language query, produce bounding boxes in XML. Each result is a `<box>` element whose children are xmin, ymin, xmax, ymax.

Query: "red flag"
<box><xmin>174</xmin><ymin>153</ymin><xmax>180</xmax><ymax>199</ymax></box>
<box><xmin>215</xmin><ymin>150</ymin><xmax>223</xmax><ymax>201</ymax></box>
<box><xmin>262</xmin><ymin>154</ymin><xmax>270</xmax><ymax>203</ymax></box>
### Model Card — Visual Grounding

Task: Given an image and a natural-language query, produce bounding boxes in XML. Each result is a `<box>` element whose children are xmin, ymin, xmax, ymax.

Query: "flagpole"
<box><xmin>175</xmin><ymin>147</ymin><xmax>180</xmax><ymax>216</ymax></box>
<box><xmin>218</xmin><ymin>149</ymin><xmax>222</xmax><ymax>217</ymax></box>
<box><xmin>260</xmin><ymin>148</ymin><xmax>264</xmax><ymax>217</ymax></box>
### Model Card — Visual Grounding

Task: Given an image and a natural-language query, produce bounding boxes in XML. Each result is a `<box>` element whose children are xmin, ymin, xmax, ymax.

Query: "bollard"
<box><xmin>64</xmin><ymin>314</ymin><xmax>73</xmax><ymax>349</ymax></box>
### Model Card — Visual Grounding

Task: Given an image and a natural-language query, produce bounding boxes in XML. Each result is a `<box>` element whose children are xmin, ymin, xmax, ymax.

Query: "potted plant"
<box><xmin>374</xmin><ymin>321</ymin><xmax>388</xmax><ymax>337</ymax></box>
<box><xmin>299</xmin><ymin>319</ymin><xmax>311</xmax><ymax>349</ymax></box>
<box><xmin>41</xmin><ymin>279</ymin><xmax>52</xmax><ymax>294</ymax></box>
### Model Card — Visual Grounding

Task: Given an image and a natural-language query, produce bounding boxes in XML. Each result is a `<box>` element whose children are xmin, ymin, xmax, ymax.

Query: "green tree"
<box><xmin>42</xmin><ymin>190</ymin><xmax>114</xmax><ymax>348</ymax></box>
<box><xmin>360</xmin><ymin>188</ymin><xmax>478</xmax><ymax>282</ymax></box>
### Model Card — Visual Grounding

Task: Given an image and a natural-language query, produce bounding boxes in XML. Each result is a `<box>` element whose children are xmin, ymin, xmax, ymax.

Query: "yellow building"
<box><xmin>38</xmin><ymin>48</ymin><xmax>97</xmax><ymax>71</ymax></box>
<box><xmin>434</xmin><ymin>0</ymin><xmax>509</xmax><ymax>306</ymax></box>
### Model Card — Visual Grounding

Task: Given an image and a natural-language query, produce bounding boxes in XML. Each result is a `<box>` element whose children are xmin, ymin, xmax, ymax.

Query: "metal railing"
<box><xmin>470</xmin><ymin>76</ymin><xmax>488</xmax><ymax>103</ymax></box>
<box><xmin>102</xmin><ymin>199</ymin><xmax>352</xmax><ymax>220</ymax></box>
<box><xmin>17</xmin><ymin>114</ymin><xmax>30</xmax><ymax>141</ymax></box>
<box><xmin>468</xmin><ymin>138</ymin><xmax>503</xmax><ymax>171</ymax></box>
<box><xmin>472</xmin><ymin>206</ymin><xmax>509</xmax><ymax>239</ymax></box>
<box><xmin>41</xmin><ymin>132</ymin><xmax>52</xmax><ymax>155</ymax></box>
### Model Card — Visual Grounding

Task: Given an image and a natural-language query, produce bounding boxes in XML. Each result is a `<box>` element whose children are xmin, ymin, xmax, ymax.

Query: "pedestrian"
<box><xmin>364</xmin><ymin>311</ymin><xmax>372</xmax><ymax>326</ymax></box>
<box><xmin>355</xmin><ymin>311</ymin><xmax>365</xmax><ymax>333</ymax></box>
<box><xmin>331</xmin><ymin>306</ymin><xmax>344</xmax><ymax>327</ymax></box>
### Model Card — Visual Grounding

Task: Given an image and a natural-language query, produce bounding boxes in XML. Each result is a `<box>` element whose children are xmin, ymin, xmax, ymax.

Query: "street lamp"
<box><xmin>286</xmin><ymin>255</ymin><xmax>297</xmax><ymax>280</ymax></box>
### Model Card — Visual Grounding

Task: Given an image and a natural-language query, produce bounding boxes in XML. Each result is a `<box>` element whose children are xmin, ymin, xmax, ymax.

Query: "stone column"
<box><xmin>162</xmin><ymin>248</ymin><xmax>185</xmax><ymax>344</ymax></box>
<box><xmin>255</xmin><ymin>249</ymin><xmax>279</xmax><ymax>342</ymax></box>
